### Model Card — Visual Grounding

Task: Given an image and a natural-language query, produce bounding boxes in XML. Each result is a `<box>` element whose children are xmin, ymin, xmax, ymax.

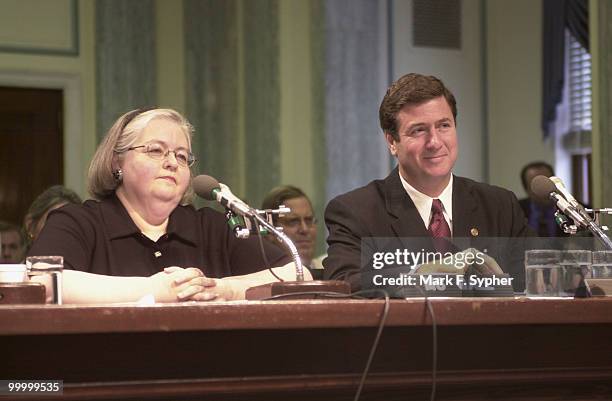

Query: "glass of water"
<box><xmin>525</xmin><ymin>250</ymin><xmax>562</xmax><ymax>296</ymax></box>
<box><xmin>559</xmin><ymin>250</ymin><xmax>591</xmax><ymax>297</ymax></box>
<box><xmin>26</xmin><ymin>256</ymin><xmax>63</xmax><ymax>304</ymax></box>
<box><xmin>592</xmin><ymin>250</ymin><xmax>612</xmax><ymax>278</ymax></box>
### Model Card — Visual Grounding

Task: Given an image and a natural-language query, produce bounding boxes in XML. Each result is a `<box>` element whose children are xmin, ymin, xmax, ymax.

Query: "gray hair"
<box><xmin>87</xmin><ymin>108</ymin><xmax>195</xmax><ymax>204</ymax></box>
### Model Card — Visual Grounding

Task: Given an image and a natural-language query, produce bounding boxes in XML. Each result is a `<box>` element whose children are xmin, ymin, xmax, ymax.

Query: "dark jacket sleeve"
<box><xmin>470</xmin><ymin>185</ymin><xmax>534</xmax><ymax>291</ymax></box>
<box><xmin>506</xmin><ymin>190</ymin><xmax>535</xmax><ymax>291</ymax></box>
<box><xmin>27</xmin><ymin>205</ymin><xmax>95</xmax><ymax>272</ymax></box>
<box><xmin>323</xmin><ymin>196</ymin><xmax>366</xmax><ymax>290</ymax></box>
<box><xmin>508</xmin><ymin>191</ymin><xmax>534</xmax><ymax>238</ymax></box>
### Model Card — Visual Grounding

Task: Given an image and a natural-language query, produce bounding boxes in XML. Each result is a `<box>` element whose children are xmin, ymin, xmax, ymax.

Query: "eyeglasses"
<box><xmin>127</xmin><ymin>143</ymin><xmax>196</xmax><ymax>167</ymax></box>
<box><xmin>278</xmin><ymin>216</ymin><xmax>318</xmax><ymax>229</ymax></box>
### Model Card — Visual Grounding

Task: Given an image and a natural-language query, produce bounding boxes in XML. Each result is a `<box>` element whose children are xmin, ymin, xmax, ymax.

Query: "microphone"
<box><xmin>549</xmin><ymin>176</ymin><xmax>590</xmax><ymax>219</ymax></box>
<box><xmin>531</xmin><ymin>175</ymin><xmax>612</xmax><ymax>249</ymax></box>
<box><xmin>192</xmin><ymin>174</ymin><xmax>306</xmax><ymax>282</ymax></box>
<box><xmin>190</xmin><ymin>175</ymin><xmax>352</xmax><ymax>297</ymax></box>
<box><xmin>554</xmin><ymin>211</ymin><xmax>577</xmax><ymax>234</ymax></box>
<box><xmin>193</xmin><ymin>175</ymin><xmax>254</xmax><ymax>217</ymax></box>
<box><xmin>530</xmin><ymin>175</ymin><xmax>589</xmax><ymax>228</ymax></box>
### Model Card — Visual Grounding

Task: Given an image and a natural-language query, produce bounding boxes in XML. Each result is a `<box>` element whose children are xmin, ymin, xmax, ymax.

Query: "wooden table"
<box><xmin>2</xmin><ymin>297</ymin><xmax>612</xmax><ymax>400</ymax></box>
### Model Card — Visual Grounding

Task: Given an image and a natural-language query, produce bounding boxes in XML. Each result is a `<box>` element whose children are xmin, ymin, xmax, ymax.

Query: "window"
<box><xmin>555</xmin><ymin>29</ymin><xmax>592</xmax><ymax>205</ymax></box>
<box><xmin>568</xmin><ymin>32</ymin><xmax>592</xmax><ymax>133</ymax></box>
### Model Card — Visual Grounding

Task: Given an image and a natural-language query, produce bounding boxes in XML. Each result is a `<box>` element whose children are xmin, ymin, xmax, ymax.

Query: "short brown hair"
<box><xmin>261</xmin><ymin>185</ymin><xmax>310</xmax><ymax>210</ymax></box>
<box><xmin>261</xmin><ymin>185</ymin><xmax>312</xmax><ymax>225</ymax></box>
<box><xmin>379</xmin><ymin>73</ymin><xmax>457</xmax><ymax>140</ymax></box>
<box><xmin>25</xmin><ymin>186</ymin><xmax>81</xmax><ymax>222</ymax></box>
<box><xmin>20</xmin><ymin>185</ymin><xmax>81</xmax><ymax>251</ymax></box>
<box><xmin>87</xmin><ymin>108</ymin><xmax>195</xmax><ymax>204</ymax></box>
<box><xmin>0</xmin><ymin>221</ymin><xmax>20</xmax><ymax>234</ymax></box>
<box><xmin>520</xmin><ymin>161</ymin><xmax>554</xmax><ymax>191</ymax></box>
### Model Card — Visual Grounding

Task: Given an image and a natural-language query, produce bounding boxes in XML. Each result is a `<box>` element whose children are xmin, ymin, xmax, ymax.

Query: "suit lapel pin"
<box><xmin>470</xmin><ymin>227</ymin><xmax>479</xmax><ymax>237</ymax></box>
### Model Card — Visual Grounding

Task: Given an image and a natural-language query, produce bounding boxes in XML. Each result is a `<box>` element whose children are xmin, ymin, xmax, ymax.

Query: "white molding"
<box><xmin>0</xmin><ymin>0</ymin><xmax>79</xmax><ymax>56</ymax></box>
<box><xmin>0</xmin><ymin>70</ymin><xmax>84</xmax><ymax>196</ymax></box>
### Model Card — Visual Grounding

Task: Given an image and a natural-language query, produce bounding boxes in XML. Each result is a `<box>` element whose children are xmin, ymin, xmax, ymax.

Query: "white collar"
<box><xmin>398</xmin><ymin>172</ymin><xmax>453</xmax><ymax>232</ymax></box>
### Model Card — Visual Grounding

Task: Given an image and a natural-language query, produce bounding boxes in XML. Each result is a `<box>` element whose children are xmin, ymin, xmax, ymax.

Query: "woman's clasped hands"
<box><xmin>151</xmin><ymin>266</ymin><xmax>229</xmax><ymax>302</ymax></box>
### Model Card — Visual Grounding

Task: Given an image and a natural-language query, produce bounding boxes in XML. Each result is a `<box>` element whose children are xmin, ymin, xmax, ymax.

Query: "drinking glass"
<box><xmin>592</xmin><ymin>250</ymin><xmax>612</xmax><ymax>278</ymax></box>
<box><xmin>525</xmin><ymin>250</ymin><xmax>561</xmax><ymax>296</ymax></box>
<box><xmin>26</xmin><ymin>256</ymin><xmax>63</xmax><ymax>304</ymax></box>
<box><xmin>559</xmin><ymin>250</ymin><xmax>591</xmax><ymax>297</ymax></box>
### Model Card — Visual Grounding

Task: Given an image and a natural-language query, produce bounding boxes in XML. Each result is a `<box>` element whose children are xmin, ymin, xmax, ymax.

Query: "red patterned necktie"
<box><xmin>428</xmin><ymin>199</ymin><xmax>451</xmax><ymax>251</ymax></box>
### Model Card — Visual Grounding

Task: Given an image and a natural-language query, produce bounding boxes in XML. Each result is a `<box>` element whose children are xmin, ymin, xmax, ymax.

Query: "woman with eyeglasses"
<box><xmin>28</xmin><ymin>108</ymin><xmax>305</xmax><ymax>303</ymax></box>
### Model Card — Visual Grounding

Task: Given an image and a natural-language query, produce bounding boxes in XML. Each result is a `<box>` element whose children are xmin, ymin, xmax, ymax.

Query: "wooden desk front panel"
<box><xmin>2</xmin><ymin>298</ymin><xmax>612</xmax><ymax>400</ymax></box>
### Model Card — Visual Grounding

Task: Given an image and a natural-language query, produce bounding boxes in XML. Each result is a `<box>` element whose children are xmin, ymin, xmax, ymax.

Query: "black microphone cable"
<box><xmin>253</xmin><ymin>218</ymin><xmax>285</xmax><ymax>282</ymax></box>
<box><xmin>261</xmin><ymin>289</ymin><xmax>390</xmax><ymax>401</ymax></box>
<box><xmin>415</xmin><ymin>286</ymin><xmax>438</xmax><ymax>401</ymax></box>
<box><xmin>261</xmin><ymin>281</ymin><xmax>438</xmax><ymax>401</ymax></box>
<box><xmin>351</xmin><ymin>289</ymin><xmax>390</xmax><ymax>401</ymax></box>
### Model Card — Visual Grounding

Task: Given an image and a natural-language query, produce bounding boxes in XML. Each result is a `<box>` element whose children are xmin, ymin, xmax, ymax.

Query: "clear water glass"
<box><xmin>525</xmin><ymin>250</ymin><xmax>562</xmax><ymax>296</ymax></box>
<box><xmin>592</xmin><ymin>250</ymin><xmax>612</xmax><ymax>278</ymax></box>
<box><xmin>26</xmin><ymin>256</ymin><xmax>63</xmax><ymax>304</ymax></box>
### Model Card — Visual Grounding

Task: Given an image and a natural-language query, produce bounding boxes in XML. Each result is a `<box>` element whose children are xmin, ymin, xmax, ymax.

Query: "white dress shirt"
<box><xmin>398</xmin><ymin>172</ymin><xmax>454</xmax><ymax>235</ymax></box>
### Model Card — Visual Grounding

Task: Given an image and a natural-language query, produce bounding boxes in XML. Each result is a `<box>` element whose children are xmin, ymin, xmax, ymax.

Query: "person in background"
<box><xmin>23</xmin><ymin>185</ymin><xmax>82</xmax><ymax>253</ymax></box>
<box><xmin>518</xmin><ymin>161</ymin><xmax>563</xmax><ymax>237</ymax></box>
<box><xmin>28</xmin><ymin>108</ymin><xmax>308</xmax><ymax>303</ymax></box>
<box><xmin>0</xmin><ymin>221</ymin><xmax>23</xmax><ymax>263</ymax></box>
<box><xmin>261</xmin><ymin>185</ymin><xmax>325</xmax><ymax>279</ymax></box>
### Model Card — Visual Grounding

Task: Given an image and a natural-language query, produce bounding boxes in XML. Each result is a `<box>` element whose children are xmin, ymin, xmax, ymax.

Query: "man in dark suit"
<box><xmin>518</xmin><ymin>161</ymin><xmax>564</xmax><ymax>237</ymax></box>
<box><xmin>323</xmin><ymin>73</ymin><xmax>533</xmax><ymax>292</ymax></box>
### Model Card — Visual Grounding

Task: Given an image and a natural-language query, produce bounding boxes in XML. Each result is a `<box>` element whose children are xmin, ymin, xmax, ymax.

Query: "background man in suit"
<box><xmin>518</xmin><ymin>161</ymin><xmax>564</xmax><ymax>237</ymax></box>
<box><xmin>323</xmin><ymin>73</ymin><xmax>532</xmax><ymax>292</ymax></box>
<box><xmin>261</xmin><ymin>185</ymin><xmax>326</xmax><ymax>279</ymax></box>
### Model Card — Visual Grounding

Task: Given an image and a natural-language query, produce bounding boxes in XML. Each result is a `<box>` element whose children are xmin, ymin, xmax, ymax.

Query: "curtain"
<box><xmin>566</xmin><ymin>0</ymin><xmax>589</xmax><ymax>51</ymax></box>
<box><xmin>541</xmin><ymin>0</ymin><xmax>589</xmax><ymax>138</ymax></box>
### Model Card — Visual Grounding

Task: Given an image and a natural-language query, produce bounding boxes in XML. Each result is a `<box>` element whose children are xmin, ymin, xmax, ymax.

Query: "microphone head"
<box><xmin>192</xmin><ymin>175</ymin><xmax>221</xmax><ymax>201</ymax></box>
<box><xmin>549</xmin><ymin>176</ymin><xmax>565</xmax><ymax>188</ymax></box>
<box><xmin>530</xmin><ymin>175</ymin><xmax>557</xmax><ymax>203</ymax></box>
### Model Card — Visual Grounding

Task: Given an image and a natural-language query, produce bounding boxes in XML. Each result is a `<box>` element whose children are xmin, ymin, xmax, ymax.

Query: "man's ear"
<box><xmin>384</xmin><ymin>132</ymin><xmax>398</xmax><ymax>157</ymax></box>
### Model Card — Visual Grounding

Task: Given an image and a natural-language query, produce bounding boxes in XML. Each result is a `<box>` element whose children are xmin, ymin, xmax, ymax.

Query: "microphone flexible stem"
<box><xmin>550</xmin><ymin>193</ymin><xmax>612</xmax><ymax>249</ymax></box>
<box><xmin>250</xmin><ymin>212</ymin><xmax>304</xmax><ymax>281</ymax></box>
<box><xmin>550</xmin><ymin>193</ymin><xmax>586</xmax><ymax>227</ymax></box>
<box><xmin>586</xmin><ymin>220</ymin><xmax>612</xmax><ymax>250</ymax></box>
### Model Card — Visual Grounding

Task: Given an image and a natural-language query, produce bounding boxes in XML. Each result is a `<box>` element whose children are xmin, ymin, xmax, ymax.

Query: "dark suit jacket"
<box><xmin>323</xmin><ymin>168</ymin><xmax>533</xmax><ymax>291</ymax></box>
<box><xmin>519</xmin><ymin>198</ymin><xmax>565</xmax><ymax>237</ymax></box>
